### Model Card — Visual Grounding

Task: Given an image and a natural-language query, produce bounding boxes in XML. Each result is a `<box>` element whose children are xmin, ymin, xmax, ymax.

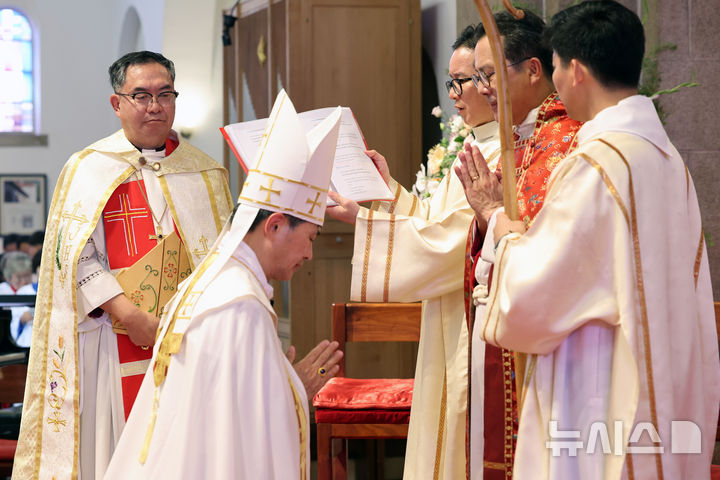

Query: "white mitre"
<box><xmin>237</xmin><ymin>89</ymin><xmax>341</xmax><ymax>225</ymax></box>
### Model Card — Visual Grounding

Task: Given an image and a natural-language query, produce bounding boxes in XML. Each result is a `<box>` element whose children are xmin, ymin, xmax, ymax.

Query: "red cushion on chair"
<box><xmin>315</xmin><ymin>407</ymin><xmax>411</xmax><ymax>425</ymax></box>
<box><xmin>711</xmin><ymin>464</ymin><xmax>720</xmax><ymax>480</ymax></box>
<box><xmin>313</xmin><ymin>378</ymin><xmax>413</xmax><ymax>410</ymax></box>
<box><xmin>0</xmin><ymin>439</ymin><xmax>17</xmax><ymax>459</ymax></box>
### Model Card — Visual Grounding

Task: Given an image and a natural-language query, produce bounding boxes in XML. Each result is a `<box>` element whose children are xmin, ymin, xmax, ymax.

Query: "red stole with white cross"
<box><xmin>102</xmin><ymin>179</ymin><xmax>158</xmax><ymax>418</ymax></box>
<box><xmin>102</xmin><ymin>137</ymin><xmax>181</xmax><ymax>419</ymax></box>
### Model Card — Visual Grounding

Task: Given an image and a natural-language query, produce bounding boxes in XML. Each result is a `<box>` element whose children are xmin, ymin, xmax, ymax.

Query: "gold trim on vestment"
<box><xmin>247</xmin><ymin>169</ymin><xmax>329</xmax><ymax>194</ymax></box>
<box><xmin>596</xmin><ymin>138</ymin><xmax>664</xmax><ymax>480</ymax></box>
<box><xmin>254</xmin><ymin>94</ymin><xmax>286</xmax><ymax>170</ymax></box>
<box><xmin>382</xmin><ymin>215</ymin><xmax>396</xmax><ymax>302</ymax></box>
<box><xmin>221</xmin><ymin>177</ymin><xmax>233</xmax><ymax>212</ymax></box>
<box><xmin>694</xmin><ymin>231</ymin><xmax>704</xmax><ymax>288</ymax></box>
<box><xmin>485</xmin><ymin>149</ymin><xmax>501</xmax><ymax>168</ymax></box>
<box><xmin>158</xmin><ymin>175</ymin><xmax>191</xmax><ymax>268</ymax></box>
<box><xmin>154</xmin><ymin>251</ymin><xmax>218</xmax><ymax>387</ymax></box>
<box><xmin>69</xmin><ymin>167</ymin><xmax>136</xmax><ymax>479</ymax></box>
<box><xmin>236</xmin><ymin>195</ymin><xmax>324</xmax><ymax>224</ymax></box>
<box><xmin>483</xmin><ymin>235</ymin><xmax>520</xmax><ymax>345</ymax></box>
<box><xmin>388</xmin><ymin>183</ymin><xmax>402</xmax><ymax>214</ymax></box>
<box><xmin>502</xmin><ymin>350</ymin><xmax>515</xmax><ymax>478</ymax></box>
<box><xmin>41</xmin><ymin>157</ymin><xmax>135</xmax><ymax>479</ymax></box>
<box><xmin>120</xmin><ymin>359</ymin><xmax>152</xmax><ymax>377</ymax></box>
<box><xmin>433</xmin><ymin>372</ymin><xmax>448</xmax><ymax>480</ymax></box>
<box><xmin>408</xmin><ymin>193</ymin><xmax>418</xmax><ymax>217</ymax></box>
<box><xmin>201</xmin><ymin>171</ymin><xmax>223</xmax><ymax>235</ymax></box>
<box><xmin>230</xmin><ymin>255</ymin><xmax>268</xmax><ymax>302</ymax></box>
<box><xmin>483</xmin><ymin>460</ymin><xmax>506</xmax><ymax>470</ymax></box>
<box><xmin>31</xmin><ymin>153</ymin><xmax>86</xmax><ymax>477</ymax></box>
<box><xmin>230</xmin><ymin>253</ymin><xmax>305</xmax><ymax>477</ymax></box>
<box><xmin>288</xmin><ymin>375</ymin><xmax>308</xmax><ymax>480</ymax></box>
<box><xmin>139</xmin><ymin>389</ymin><xmax>160</xmax><ymax>464</ymax></box>
<box><xmin>578</xmin><ymin>154</ymin><xmax>630</xmax><ymax>227</ymax></box>
<box><xmin>28</xmin><ymin>154</ymin><xmax>80</xmax><ymax>477</ymax></box>
<box><xmin>520</xmin><ymin>354</ymin><xmax>537</xmax><ymax>414</ymax></box>
<box><xmin>360</xmin><ymin>209</ymin><xmax>374</xmax><ymax>302</ymax></box>
<box><xmin>140</xmin><ymin>250</ymin><xmax>220</xmax><ymax>462</ymax></box>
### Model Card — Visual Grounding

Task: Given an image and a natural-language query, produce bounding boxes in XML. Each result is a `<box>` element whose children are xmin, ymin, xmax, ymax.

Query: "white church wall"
<box><xmin>161</xmin><ymin>0</ymin><xmax>233</xmax><ymax>170</ymax></box>
<box><xmin>1</xmin><ymin>0</ymin><xmax>120</xmax><ymax>213</ymax></box>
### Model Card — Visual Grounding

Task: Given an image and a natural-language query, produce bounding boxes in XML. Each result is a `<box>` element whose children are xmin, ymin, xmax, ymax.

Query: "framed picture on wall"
<box><xmin>0</xmin><ymin>174</ymin><xmax>47</xmax><ymax>235</ymax></box>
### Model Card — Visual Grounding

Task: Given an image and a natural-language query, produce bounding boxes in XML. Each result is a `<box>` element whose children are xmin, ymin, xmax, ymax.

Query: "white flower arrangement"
<box><xmin>413</xmin><ymin>106</ymin><xmax>473</xmax><ymax>198</ymax></box>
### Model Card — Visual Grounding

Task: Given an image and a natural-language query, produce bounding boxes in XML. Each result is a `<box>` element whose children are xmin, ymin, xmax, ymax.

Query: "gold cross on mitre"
<box><xmin>305</xmin><ymin>191</ymin><xmax>322</xmax><ymax>215</ymax></box>
<box><xmin>237</xmin><ymin>89</ymin><xmax>341</xmax><ymax>227</ymax></box>
<box><xmin>259</xmin><ymin>177</ymin><xmax>281</xmax><ymax>203</ymax></box>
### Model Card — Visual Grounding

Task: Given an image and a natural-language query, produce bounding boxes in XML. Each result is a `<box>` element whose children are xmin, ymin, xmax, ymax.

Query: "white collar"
<box><xmin>514</xmin><ymin>105</ymin><xmax>540</xmax><ymax>141</ymax></box>
<box><xmin>140</xmin><ymin>148</ymin><xmax>166</xmax><ymax>161</ymax></box>
<box><xmin>233</xmin><ymin>240</ymin><xmax>274</xmax><ymax>300</ymax></box>
<box><xmin>577</xmin><ymin>95</ymin><xmax>673</xmax><ymax>155</ymax></box>
<box><xmin>472</xmin><ymin>121</ymin><xmax>499</xmax><ymax>143</ymax></box>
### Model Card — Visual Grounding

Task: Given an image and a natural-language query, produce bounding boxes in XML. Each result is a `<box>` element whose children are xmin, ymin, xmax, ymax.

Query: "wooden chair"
<box><xmin>0</xmin><ymin>296</ymin><xmax>33</xmax><ymax>477</ymax></box>
<box><xmin>314</xmin><ymin>302</ymin><xmax>421</xmax><ymax>480</ymax></box>
<box><xmin>0</xmin><ymin>351</ymin><xmax>27</xmax><ymax>477</ymax></box>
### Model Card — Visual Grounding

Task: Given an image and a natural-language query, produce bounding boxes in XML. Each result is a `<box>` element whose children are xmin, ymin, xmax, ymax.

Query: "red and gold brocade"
<box><xmin>465</xmin><ymin>92</ymin><xmax>581</xmax><ymax>479</ymax></box>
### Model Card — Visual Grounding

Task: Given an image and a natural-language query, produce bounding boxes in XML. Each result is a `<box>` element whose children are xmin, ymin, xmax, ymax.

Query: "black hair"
<box><xmin>477</xmin><ymin>10</ymin><xmax>553</xmax><ymax>79</ymax></box>
<box><xmin>547</xmin><ymin>0</ymin><xmax>644</xmax><ymax>88</ymax></box>
<box><xmin>453</xmin><ymin>24</ymin><xmax>482</xmax><ymax>51</ymax></box>
<box><xmin>235</xmin><ymin>207</ymin><xmax>306</xmax><ymax>232</ymax></box>
<box><xmin>109</xmin><ymin>51</ymin><xmax>175</xmax><ymax>92</ymax></box>
<box><xmin>32</xmin><ymin>249</ymin><xmax>42</xmax><ymax>273</ymax></box>
<box><xmin>3</xmin><ymin>233</ymin><xmax>19</xmax><ymax>247</ymax></box>
<box><xmin>29</xmin><ymin>230</ymin><xmax>44</xmax><ymax>246</ymax></box>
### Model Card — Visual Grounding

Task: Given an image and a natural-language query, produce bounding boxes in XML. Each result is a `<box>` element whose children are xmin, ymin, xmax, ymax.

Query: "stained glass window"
<box><xmin>0</xmin><ymin>9</ymin><xmax>34</xmax><ymax>133</ymax></box>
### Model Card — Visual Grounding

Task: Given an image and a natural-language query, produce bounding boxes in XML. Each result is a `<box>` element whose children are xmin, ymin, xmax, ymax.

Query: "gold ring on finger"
<box><xmin>318</xmin><ymin>367</ymin><xmax>327</xmax><ymax>376</ymax></box>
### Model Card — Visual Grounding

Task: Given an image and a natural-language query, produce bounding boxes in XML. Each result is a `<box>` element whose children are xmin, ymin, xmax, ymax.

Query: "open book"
<box><xmin>221</xmin><ymin>107</ymin><xmax>394</xmax><ymax>204</ymax></box>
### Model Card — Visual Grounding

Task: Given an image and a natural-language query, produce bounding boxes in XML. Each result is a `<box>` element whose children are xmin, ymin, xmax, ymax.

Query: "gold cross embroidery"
<box><xmin>260</xmin><ymin>178</ymin><xmax>281</xmax><ymax>202</ymax></box>
<box><xmin>193</xmin><ymin>235</ymin><xmax>209</xmax><ymax>257</ymax></box>
<box><xmin>61</xmin><ymin>201</ymin><xmax>89</xmax><ymax>240</ymax></box>
<box><xmin>305</xmin><ymin>192</ymin><xmax>322</xmax><ymax>215</ymax></box>
<box><xmin>47</xmin><ymin>411</ymin><xmax>67</xmax><ymax>432</ymax></box>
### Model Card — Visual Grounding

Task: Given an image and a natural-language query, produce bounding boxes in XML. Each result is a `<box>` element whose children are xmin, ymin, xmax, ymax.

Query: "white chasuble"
<box><xmin>479</xmin><ymin>96</ymin><xmax>720</xmax><ymax>480</ymax></box>
<box><xmin>104</xmin><ymin>239</ymin><xmax>310</xmax><ymax>480</ymax></box>
<box><xmin>13</xmin><ymin>129</ymin><xmax>232</xmax><ymax>480</ymax></box>
<box><xmin>350</xmin><ymin>123</ymin><xmax>500</xmax><ymax>480</ymax></box>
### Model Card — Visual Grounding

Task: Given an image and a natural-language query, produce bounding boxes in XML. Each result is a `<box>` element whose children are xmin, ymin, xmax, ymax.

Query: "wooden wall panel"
<box><xmin>288</xmin><ymin>0</ymin><xmax>422</xmax><ymax>187</ymax></box>
<box><xmin>227</xmin><ymin>0</ymin><xmax>422</xmax><ymax>380</ymax></box>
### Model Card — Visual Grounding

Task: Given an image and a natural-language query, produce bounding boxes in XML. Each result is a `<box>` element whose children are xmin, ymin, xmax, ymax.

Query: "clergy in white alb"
<box><xmin>463</xmin><ymin>3</ymin><xmax>720</xmax><ymax>478</ymax></box>
<box><xmin>12</xmin><ymin>52</ymin><xmax>233</xmax><ymax>480</ymax></box>
<box><xmin>325</xmin><ymin>27</ymin><xmax>504</xmax><ymax>478</ymax></box>
<box><xmin>104</xmin><ymin>89</ymin><xmax>343</xmax><ymax>479</ymax></box>
<box><xmin>328</xmin><ymin>111</ymin><xmax>500</xmax><ymax>478</ymax></box>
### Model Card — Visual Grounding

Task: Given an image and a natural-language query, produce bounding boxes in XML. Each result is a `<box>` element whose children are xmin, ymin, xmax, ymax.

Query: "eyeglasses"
<box><xmin>445</xmin><ymin>77</ymin><xmax>473</xmax><ymax>96</ymax></box>
<box><xmin>115</xmin><ymin>90</ymin><xmax>179</xmax><ymax>108</ymax></box>
<box><xmin>471</xmin><ymin>58</ymin><xmax>530</xmax><ymax>89</ymax></box>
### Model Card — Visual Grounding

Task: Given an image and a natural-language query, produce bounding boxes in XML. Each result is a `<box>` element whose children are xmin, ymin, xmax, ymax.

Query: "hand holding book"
<box><xmin>221</xmin><ymin>107</ymin><xmax>394</xmax><ymax>205</ymax></box>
